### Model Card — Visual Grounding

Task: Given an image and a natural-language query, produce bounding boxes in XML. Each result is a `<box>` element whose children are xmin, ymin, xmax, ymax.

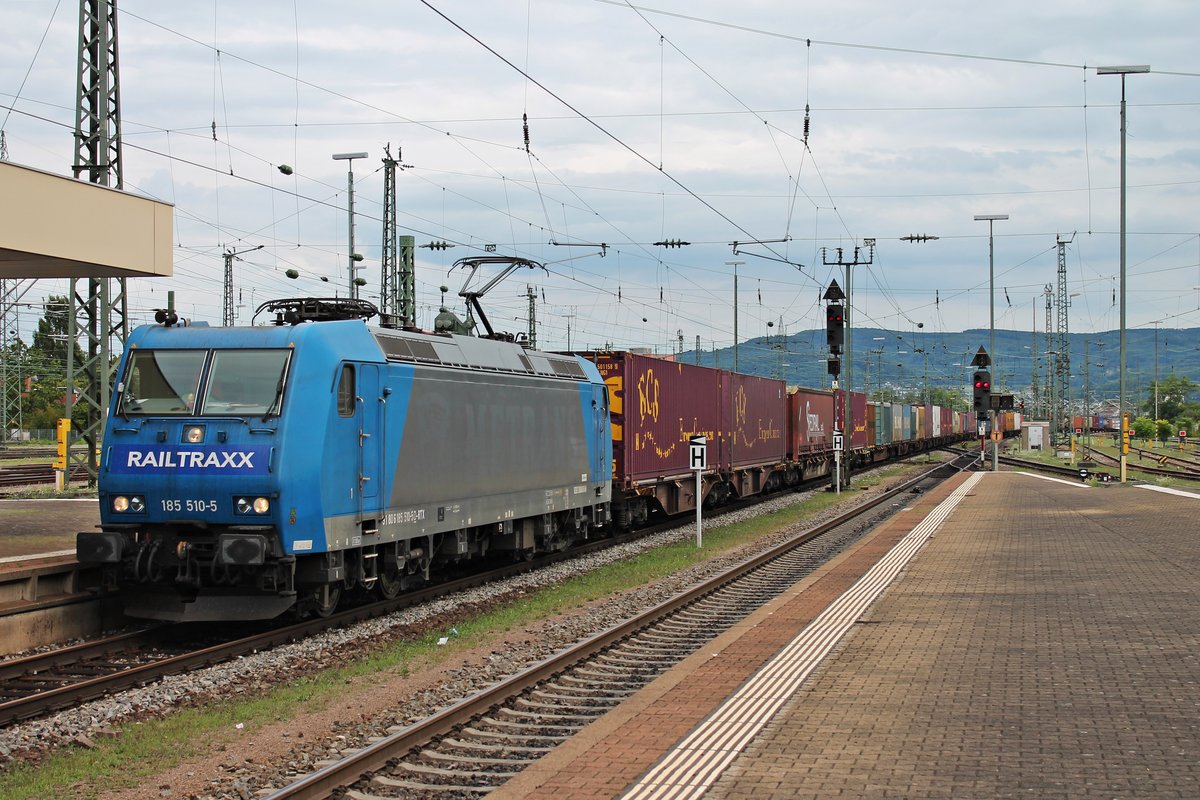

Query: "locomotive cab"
<box><xmin>78</xmin><ymin>332</ymin><xmax>299</xmax><ymax>621</ymax></box>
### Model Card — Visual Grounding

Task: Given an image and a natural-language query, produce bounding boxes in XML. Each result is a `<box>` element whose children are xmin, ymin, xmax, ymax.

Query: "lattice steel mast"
<box><xmin>1044</xmin><ymin>284</ymin><xmax>1054</xmax><ymax>430</ymax></box>
<box><xmin>68</xmin><ymin>0</ymin><xmax>127</xmax><ymax>484</ymax></box>
<box><xmin>379</xmin><ymin>145</ymin><xmax>415</xmax><ymax>328</ymax></box>
<box><xmin>1055</xmin><ymin>236</ymin><xmax>1072</xmax><ymax>436</ymax></box>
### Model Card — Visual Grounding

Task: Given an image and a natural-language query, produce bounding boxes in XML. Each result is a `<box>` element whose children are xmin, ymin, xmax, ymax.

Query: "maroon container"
<box><xmin>787</xmin><ymin>388</ymin><xmax>835</xmax><ymax>457</ymax></box>
<box><xmin>836</xmin><ymin>390</ymin><xmax>869</xmax><ymax>449</ymax></box>
<box><xmin>588</xmin><ymin>352</ymin><xmax>722</xmax><ymax>485</ymax></box>
<box><xmin>724</xmin><ymin>372</ymin><xmax>787</xmax><ymax>468</ymax></box>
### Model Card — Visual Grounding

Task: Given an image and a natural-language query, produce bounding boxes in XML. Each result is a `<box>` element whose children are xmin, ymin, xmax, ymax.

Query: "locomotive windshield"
<box><xmin>119</xmin><ymin>350</ymin><xmax>205</xmax><ymax>414</ymax></box>
<box><xmin>201</xmin><ymin>350</ymin><xmax>290</xmax><ymax>416</ymax></box>
<box><xmin>119</xmin><ymin>348</ymin><xmax>290</xmax><ymax>417</ymax></box>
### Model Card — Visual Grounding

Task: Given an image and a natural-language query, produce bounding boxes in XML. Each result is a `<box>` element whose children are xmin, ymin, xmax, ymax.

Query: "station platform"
<box><xmin>494</xmin><ymin>470</ymin><xmax>1200</xmax><ymax>800</ymax></box>
<box><xmin>0</xmin><ymin>498</ymin><xmax>97</xmax><ymax>561</ymax></box>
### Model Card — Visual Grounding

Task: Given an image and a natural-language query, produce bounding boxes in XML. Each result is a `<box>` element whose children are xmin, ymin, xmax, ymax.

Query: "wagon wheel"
<box><xmin>312</xmin><ymin>584</ymin><xmax>342</xmax><ymax>618</ymax></box>
<box><xmin>375</xmin><ymin>568</ymin><xmax>403</xmax><ymax>601</ymax></box>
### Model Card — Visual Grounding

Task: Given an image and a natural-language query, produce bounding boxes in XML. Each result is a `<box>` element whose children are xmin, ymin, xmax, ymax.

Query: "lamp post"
<box><xmin>1098</xmin><ymin>64</ymin><xmax>1150</xmax><ymax>481</ymax></box>
<box><xmin>975</xmin><ymin>214</ymin><xmax>1007</xmax><ymax>471</ymax></box>
<box><xmin>726</xmin><ymin>260</ymin><xmax>744</xmax><ymax>372</ymax></box>
<box><xmin>974</xmin><ymin>215</ymin><xmax>1008</xmax><ymax>367</ymax></box>
<box><xmin>333</xmin><ymin>151</ymin><xmax>369</xmax><ymax>299</ymax></box>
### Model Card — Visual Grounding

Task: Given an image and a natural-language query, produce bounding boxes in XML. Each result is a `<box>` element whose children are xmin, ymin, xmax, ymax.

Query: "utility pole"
<box><xmin>1152</xmin><ymin>320</ymin><xmax>1161</xmax><ymax>422</ymax></box>
<box><xmin>725</xmin><ymin>260</ymin><xmax>744</xmax><ymax>372</ymax></box>
<box><xmin>822</xmin><ymin>240</ymin><xmax>875</xmax><ymax>490</ymax></box>
<box><xmin>1055</xmin><ymin>235</ymin><xmax>1073</xmax><ymax>441</ymax></box>
<box><xmin>69</xmin><ymin>0</ymin><xmax>127</xmax><ymax>486</ymax></box>
<box><xmin>1044</xmin><ymin>285</ymin><xmax>1054</xmax><ymax>426</ymax></box>
<box><xmin>1030</xmin><ymin>298</ymin><xmax>1040</xmax><ymax>419</ymax></box>
<box><xmin>223</xmin><ymin>245</ymin><xmax>263</xmax><ymax>326</ymax></box>
<box><xmin>380</xmin><ymin>146</ymin><xmax>398</xmax><ymax>325</ymax></box>
<box><xmin>0</xmin><ymin>283</ymin><xmax>35</xmax><ymax>447</ymax></box>
<box><xmin>526</xmin><ymin>285</ymin><xmax>537</xmax><ymax>349</ymax></box>
<box><xmin>379</xmin><ymin>145</ymin><xmax>415</xmax><ymax>328</ymax></box>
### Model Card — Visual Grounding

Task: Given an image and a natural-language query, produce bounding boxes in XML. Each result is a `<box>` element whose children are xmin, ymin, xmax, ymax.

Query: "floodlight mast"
<box><xmin>333</xmin><ymin>151</ymin><xmax>369</xmax><ymax>299</ymax></box>
<box><xmin>1096</xmin><ymin>65</ymin><xmax>1150</xmax><ymax>482</ymax></box>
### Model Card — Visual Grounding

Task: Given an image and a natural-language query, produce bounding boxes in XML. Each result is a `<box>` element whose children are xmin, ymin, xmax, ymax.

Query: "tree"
<box><xmin>1144</xmin><ymin>373</ymin><xmax>1197</xmax><ymax>421</ymax></box>
<box><xmin>1131</xmin><ymin>416</ymin><xmax>1156</xmax><ymax>441</ymax></box>
<box><xmin>18</xmin><ymin>296</ymin><xmax>87</xmax><ymax>431</ymax></box>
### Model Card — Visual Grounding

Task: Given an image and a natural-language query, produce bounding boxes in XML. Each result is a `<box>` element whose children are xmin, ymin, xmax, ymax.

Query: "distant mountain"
<box><xmin>678</xmin><ymin>327</ymin><xmax>1200</xmax><ymax>405</ymax></box>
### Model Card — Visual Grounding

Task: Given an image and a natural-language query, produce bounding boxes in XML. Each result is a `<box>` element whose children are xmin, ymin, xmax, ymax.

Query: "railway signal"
<box><xmin>825</xmin><ymin>304</ymin><xmax>844</xmax><ymax>353</ymax></box>
<box><xmin>972</xmin><ymin>370</ymin><xmax>992</xmax><ymax>415</ymax></box>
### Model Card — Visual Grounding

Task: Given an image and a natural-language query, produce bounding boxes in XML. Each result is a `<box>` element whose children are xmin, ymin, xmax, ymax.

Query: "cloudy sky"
<box><xmin>3</xmin><ymin>0</ymin><xmax>1198</xmax><ymax>358</ymax></box>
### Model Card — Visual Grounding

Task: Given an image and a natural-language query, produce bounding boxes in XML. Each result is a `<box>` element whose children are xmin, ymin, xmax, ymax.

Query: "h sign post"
<box><xmin>690</xmin><ymin>436</ymin><xmax>707</xmax><ymax>547</ymax></box>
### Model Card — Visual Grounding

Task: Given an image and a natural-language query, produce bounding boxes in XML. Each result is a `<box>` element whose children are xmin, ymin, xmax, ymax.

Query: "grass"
<box><xmin>0</xmin><ymin>462</ymin><xmax>916</xmax><ymax>799</ymax></box>
<box><xmin>0</xmin><ymin>487</ymin><xmax>96</xmax><ymax>501</ymax></box>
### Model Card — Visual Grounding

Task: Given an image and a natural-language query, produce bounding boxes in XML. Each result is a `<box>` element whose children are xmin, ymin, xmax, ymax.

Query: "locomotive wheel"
<box><xmin>375</xmin><ymin>569</ymin><xmax>402</xmax><ymax>600</ymax></box>
<box><xmin>312</xmin><ymin>585</ymin><xmax>342</xmax><ymax>618</ymax></box>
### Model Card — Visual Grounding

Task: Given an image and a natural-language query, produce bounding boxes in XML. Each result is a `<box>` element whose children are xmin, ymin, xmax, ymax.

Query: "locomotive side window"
<box><xmin>337</xmin><ymin>364</ymin><xmax>355</xmax><ymax>417</ymax></box>
<box><xmin>120</xmin><ymin>350</ymin><xmax>206</xmax><ymax>415</ymax></box>
<box><xmin>202</xmin><ymin>350</ymin><xmax>292</xmax><ymax>416</ymax></box>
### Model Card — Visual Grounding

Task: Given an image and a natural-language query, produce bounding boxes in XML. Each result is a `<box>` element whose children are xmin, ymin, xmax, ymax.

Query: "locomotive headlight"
<box><xmin>184</xmin><ymin>426</ymin><xmax>204</xmax><ymax>444</ymax></box>
<box><xmin>236</xmin><ymin>496</ymin><xmax>271</xmax><ymax>515</ymax></box>
<box><xmin>111</xmin><ymin>495</ymin><xmax>146</xmax><ymax>513</ymax></box>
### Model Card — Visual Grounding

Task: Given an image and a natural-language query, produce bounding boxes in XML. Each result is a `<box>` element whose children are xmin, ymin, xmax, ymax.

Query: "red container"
<box><xmin>836</xmin><ymin>390</ymin><xmax>869</xmax><ymax>449</ymax></box>
<box><xmin>588</xmin><ymin>352</ymin><xmax>721</xmax><ymax>485</ymax></box>
<box><xmin>724</xmin><ymin>372</ymin><xmax>787</xmax><ymax>468</ymax></box>
<box><xmin>787</xmin><ymin>388</ymin><xmax>835</xmax><ymax>457</ymax></box>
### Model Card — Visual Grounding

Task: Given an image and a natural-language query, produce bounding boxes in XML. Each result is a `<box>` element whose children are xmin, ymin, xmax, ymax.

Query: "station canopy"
<box><xmin>0</xmin><ymin>160</ymin><xmax>172</xmax><ymax>279</ymax></box>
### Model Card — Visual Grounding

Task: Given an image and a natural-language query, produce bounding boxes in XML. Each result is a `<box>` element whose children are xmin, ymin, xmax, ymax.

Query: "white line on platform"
<box><xmin>1134</xmin><ymin>484</ymin><xmax>1200</xmax><ymax>499</ymax></box>
<box><xmin>1012</xmin><ymin>471</ymin><xmax>1090</xmax><ymax>488</ymax></box>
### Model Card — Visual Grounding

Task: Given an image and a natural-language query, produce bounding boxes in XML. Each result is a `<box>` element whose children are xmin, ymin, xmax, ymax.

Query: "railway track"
<box><xmin>0</xmin><ymin>463</ymin><xmax>88</xmax><ymax>488</ymax></box>
<box><xmin>0</xmin><ymin>447</ymin><xmax>56</xmax><ymax>462</ymax></box>
<box><xmin>1078</xmin><ymin>444</ymin><xmax>1200</xmax><ymax>481</ymax></box>
<box><xmin>0</xmin><ymin>475</ymin><xmax>834</xmax><ymax>727</ymax></box>
<box><xmin>0</xmin><ymin>537</ymin><xmax>640</xmax><ymax>727</ymax></box>
<box><xmin>262</xmin><ymin>453</ymin><xmax>973</xmax><ymax>799</ymax></box>
<box><xmin>1127</xmin><ymin>445</ymin><xmax>1200</xmax><ymax>473</ymax></box>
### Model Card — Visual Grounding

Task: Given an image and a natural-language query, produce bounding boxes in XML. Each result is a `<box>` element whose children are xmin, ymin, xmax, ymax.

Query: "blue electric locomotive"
<box><xmin>76</xmin><ymin>299</ymin><xmax>612</xmax><ymax>621</ymax></box>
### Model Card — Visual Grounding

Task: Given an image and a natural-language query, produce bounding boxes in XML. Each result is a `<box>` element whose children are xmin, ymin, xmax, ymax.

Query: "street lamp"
<box><xmin>975</xmin><ymin>213</ymin><xmax>1007</xmax><ymax>471</ymax></box>
<box><xmin>1098</xmin><ymin>64</ymin><xmax>1150</xmax><ymax>481</ymax></box>
<box><xmin>333</xmin><ymin>151</ymin><xmax>369</xmax><ymax>299</ymax></box>
<box><xmin>725</xmin><ymin>260</ymin><xmax>745</xmax><ymax>372</ymax></box>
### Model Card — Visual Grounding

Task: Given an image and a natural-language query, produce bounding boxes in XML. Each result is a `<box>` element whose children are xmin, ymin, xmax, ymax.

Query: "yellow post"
<box><xmin>53</xmin><ymin>417</ymin><xmax>70</xmax><ymax>490</ymax></box>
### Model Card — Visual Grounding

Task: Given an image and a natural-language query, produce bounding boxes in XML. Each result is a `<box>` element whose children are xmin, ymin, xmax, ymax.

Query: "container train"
<box><xmin>76</xmin><ymin>297</ymin><xmax>988</xmax><ymax>622</ymax></box>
